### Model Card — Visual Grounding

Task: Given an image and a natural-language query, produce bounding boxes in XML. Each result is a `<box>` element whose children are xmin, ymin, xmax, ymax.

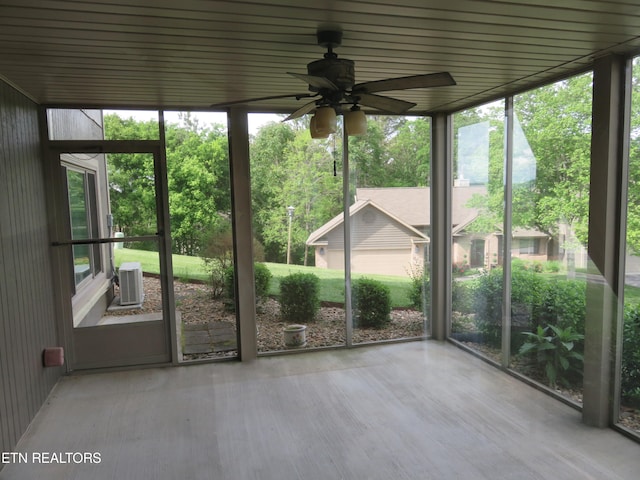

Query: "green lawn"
<box><xmin>114</xmin><ymin>248</ymin><xmax>209</xmax><ymax>282</ymax></box>
<box><xmin>264</xmin><ymin>262</ymin><xmax>413</xmax><ymax>307</ymax></box>
<box><xmin>114</xmin><ymin>248</ymin><xmax>414</xmax><ymax>307</ymax></box>
<box><xmin>115</xmin><ymin>247</ymin><xmax>640</xmax><ymax>309</ymax></box>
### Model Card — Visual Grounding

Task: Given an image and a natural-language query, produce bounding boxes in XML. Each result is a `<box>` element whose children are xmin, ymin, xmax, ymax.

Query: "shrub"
<box><xmin>472</xmin><ymin>267</ymin><xmax>545</xmax><ymax>346</ymax></box>
<box><xmin>452</xmin><ymin>279</ymin><xmax>474</xmax><ymax>315</ymax></box>
<box><xmin>352</xmin><ymin>278</ymin><xmax>391</xmax><ymax>329</ymax></box>
<box><xmin>622</xmin><ymin>304</ymin><xmax>640</xmax><ymax>407</ymax></box>
<box><xmin>279</xmin><ymin>273</ymin><xmax>320</xmax><ymax>323</ymax></box>
<box><xmin>539</xmin><ymin>280</ymin><xmax>586</xmax><ymax>333</ymax></box>
<box><xmin>519</xmin><ymin>324</ymin><xmax>584</xmax><ymax>388</ymax></box>
<box><xmin>223</xmin><ymin>263</ymin><xmax>272</xmax><ymax>307</ymax></box>
<box><xmin>200</xmin><ymin>221</ymin><xmax>264</xmax><ymax>298</ymax></box>
<box><xmin>544</xmin><ymin>260</ymin><xmax>562</xmax><ymax>273</ymax></box>
<box><xmin>254</xmin><ymin>263</ymin><xmax>272</xmax><ymax>299</ymax></box>
<box><xmin>472</xmin><ymin>268</ymin><xmax>504</xmax><ymax>345</ymax></box>
<box><xmin>408</xmin><ymin>264</ymin><xmax>430</xmax><ymax>311</ymax></box>
<box><xmin>201</xmin><ymin>223</ymin><xmax>234</xmax><ymax>298</ymax></box>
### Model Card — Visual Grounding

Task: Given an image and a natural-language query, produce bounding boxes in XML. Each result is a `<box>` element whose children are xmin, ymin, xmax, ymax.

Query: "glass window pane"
<box><xmin>348</xmin><ymin>115</ymin><xmax>431</xmax><ymax>343</ymax></box>
<box><xmin>67</xmin><ymin>169</ymin><xmax>91</xmax><ymax>286</ymax></box>
<box><xmin>102</xmin><ymin>110</ymin><xmax>160</xmax><ymax>140</ymax></box>
<box><xmin>250</xmin><ymin>113</ymin><xmax>346</xmax><ymax>352</ymax></box>
<box><xmin>450</xmin><ymin>101</ymin><xmax>505</xmax><ymax>361</ymax></box>
<box><xmin>620</xmin><ymin>57</ymin><xmax>640</xmax><ymax>435</ymax></box>
<box><xmin>165</xmin><ymin>111</ymin><xmax>237</xmax><ymax>360</ymax></box>
<box><xmin>105</xmin><ymin>151</ymin><xmax>158</xmax><ymax>240</ymax></box>
<box><xmin>511</xmin><ymin>73</ymin><xmax>592</xmax><ymax>404</ymax></box>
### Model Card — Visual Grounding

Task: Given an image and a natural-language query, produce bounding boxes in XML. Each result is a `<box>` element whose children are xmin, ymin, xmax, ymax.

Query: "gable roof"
<box><xmin>306</xmin><ymin>199</ymin><xmax>429</xmax><ymax>246</ymax></box>
<box><xmin>356</xmin><ymin>185</ymin><xmax>487</xmax><ymax>227</ymax></box>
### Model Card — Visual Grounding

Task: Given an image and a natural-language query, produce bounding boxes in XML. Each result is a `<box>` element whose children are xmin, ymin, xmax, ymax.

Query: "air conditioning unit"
<box><xmin>119</xmin><ymin>262</ymin><xmax>144</xmax><ymax>306</ymax></box>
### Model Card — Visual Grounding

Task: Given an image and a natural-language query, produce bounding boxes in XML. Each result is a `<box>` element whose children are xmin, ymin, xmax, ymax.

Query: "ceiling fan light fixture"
<box><xmin>310</xmin><ymin>114</ymin><xmax>329</xmax><ymax>138</ymax></box>
<box><xmin>345</xmin><ymin>107</ymin><xmax>367</xmax><ymax>136</ymax></box>
<box><xmin>314</xmin><ymin>106</ymin><xmax>337</xmax><ymax>135</ymax></box>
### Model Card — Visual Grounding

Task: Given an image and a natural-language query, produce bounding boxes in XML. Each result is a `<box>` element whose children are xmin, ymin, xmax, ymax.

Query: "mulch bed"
<box><xmin>105</xmin><ymin>276</ymin><xmax>425</xmax><ymax>356</ymax></box>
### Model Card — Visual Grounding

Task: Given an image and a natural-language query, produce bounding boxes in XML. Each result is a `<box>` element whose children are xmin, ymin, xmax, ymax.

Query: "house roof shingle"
<box><xmin>307</xmin><ymin>185</ymin><xmax>489</xmax><ymax>245</ymax></box>
<box><xmin>356</xmin><ymin>185</ymin><xmax>487</xmax><ymax>227</ymax></box>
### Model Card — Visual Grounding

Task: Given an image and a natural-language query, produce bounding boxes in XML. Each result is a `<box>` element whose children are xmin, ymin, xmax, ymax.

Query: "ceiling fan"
<box><xmin>211</xmin><ymin>29</ymin><xmax>455</xmax><ymax>135</ymax></box>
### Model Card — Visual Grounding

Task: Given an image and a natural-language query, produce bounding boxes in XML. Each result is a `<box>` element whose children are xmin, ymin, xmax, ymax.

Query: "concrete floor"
<box><xmin>1</xmin><ymin>341</ymin><xmax>639</xmax><ymax>479</ymax></box>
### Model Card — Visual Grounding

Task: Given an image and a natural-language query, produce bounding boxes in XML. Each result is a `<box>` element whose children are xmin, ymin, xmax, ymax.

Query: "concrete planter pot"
<box><xmin>283</xmin><ymin>324</ymin><xmax>307</xmax><ymax>348</ymax></box>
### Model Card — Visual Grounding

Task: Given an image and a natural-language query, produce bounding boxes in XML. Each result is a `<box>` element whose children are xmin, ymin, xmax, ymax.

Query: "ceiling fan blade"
<box><xmin>210</xmin><ymin>93</ymin><xmax>313</xmax><ymax>108</ymax></box>
<box><xmin>283</xmin><ymin>99</ymin><xmax>318</xmax><ymax>121</ymax></box>
<box><xmin>354</xmin><ymin>72</ymin><xmax>456</xmax><ymax>94</ymax></box>
<box><xmin>356</xmin><ymin>93</ymin><xmax>416</xmax><ymax>114</ymax></box>
<box><xmin>287</xmin><ymin>72</ymin><xmax>339</xmax><ymax>91</ymax></box>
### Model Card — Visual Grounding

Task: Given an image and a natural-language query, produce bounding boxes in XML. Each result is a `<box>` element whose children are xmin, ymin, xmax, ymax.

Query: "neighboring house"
<box><xmin>307</xmin><ymin>185</ymin><xmax>557</xmax><ymax>277</ymax></box>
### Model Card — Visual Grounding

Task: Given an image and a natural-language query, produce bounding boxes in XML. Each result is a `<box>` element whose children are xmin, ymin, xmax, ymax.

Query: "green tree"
<box><xmin>386</xmin><ymin>117</ymin><xmax>431</xmax><ymax>186</ymax></box>
<box><xmin>103</xmin><ymin>115</ymin><xmax>158</xmax><ymax>241</ymax></box>
<box><xmin>165</xmin><ymin>118</ymin><xmax>230</xmax><ymax>255</ymax></box>
<box><xmin>625</xmin><ymin>58</ymin><xmax>640</xmax><ymax>254</ymax></box>
<box><xmin>252</xmin><ymin>125</ymin><xmax>340</xmax><ymax>264</ymax></box>
<box><xmin>250</xmin><ymin>121</ymin><xmax>299</xmax><ymax>261</ymax></box>
<box><xmin>349</xmin><ymin>117</ymin><xmax>388</xmax><ymax>188</ymax></box>
<box><xmin>104</xmin><ymin>113</ymin><xmax>231</xmax><ymax>255</ymax></box>
<box><xmin>514</xmin><ymin>73</ymin><xmax>592</xmax><ymax>244</ymax></box>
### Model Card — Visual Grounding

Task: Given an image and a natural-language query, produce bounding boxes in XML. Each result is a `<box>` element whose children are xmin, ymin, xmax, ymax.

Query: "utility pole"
<box><xmin>286</xmin><ymin>205</ymin><xmax>294</xmax><ymax>264</ymax></box>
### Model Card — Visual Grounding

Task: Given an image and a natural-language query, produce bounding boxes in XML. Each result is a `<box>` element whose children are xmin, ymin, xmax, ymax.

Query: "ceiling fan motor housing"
<box><xmin>306</xmin><ymin>57</ymin><xmax>355</xmax><ymax>92</ymax></box>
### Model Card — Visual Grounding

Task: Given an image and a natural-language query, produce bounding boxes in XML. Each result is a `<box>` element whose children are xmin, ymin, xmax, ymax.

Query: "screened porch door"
<box><xmin>50</xmin><ymin>140</ymin><xmax>176</xmax><ymax>370</ymax></box>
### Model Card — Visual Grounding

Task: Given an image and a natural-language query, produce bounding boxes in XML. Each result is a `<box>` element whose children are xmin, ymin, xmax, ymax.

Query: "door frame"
<box><xmin>47</xmin><ymin>140</ymin><xmax>177</xmax><ymax>370</ymax></box>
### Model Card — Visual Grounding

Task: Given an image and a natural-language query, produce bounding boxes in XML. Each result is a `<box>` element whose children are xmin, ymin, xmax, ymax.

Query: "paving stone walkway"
<box><xmin>182</xmin><ymin>321</ymin><xmax>237</xmax><ymax>355</ymax></box>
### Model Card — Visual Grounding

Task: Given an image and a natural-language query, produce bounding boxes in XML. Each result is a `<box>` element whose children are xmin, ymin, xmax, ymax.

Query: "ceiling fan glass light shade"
<box><xmin>345</xmin><ymin>109</ymin><xmax>367</xmax><ymax>136</ymax></box>
<box><xmin>310</xmin><ymin>115</ymin><xmax>329</xmax><ymax>139</ymax></box>
<box><xmin>314</xmin><ymin>106</ymin><xmax>337</xmax><ymax>135</ymax></box>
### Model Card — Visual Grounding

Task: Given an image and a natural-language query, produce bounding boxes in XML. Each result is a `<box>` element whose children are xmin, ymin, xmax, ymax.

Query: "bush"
<box><xmin>279</xmin><ymin>273</ymin><xmax>320</xmax><ymax>323</ymax></box>
<box><xmin>408</xmin><ymin>264</ymin><xmax>430</xmax><ymax>311</ymax></box>
<box><xmin>544</xmin><ymin>260</ymin><xmax>562</xmax><ymax>273</ymax></box>
<box><xmin>452</xmin><ymin>280</ymin><xmax>474</xmax><ymax>315</ymax></box>
<box><xmin>254</xmin><ymin>263</ymin><xmax>272</xmax><ymax>299</ymax></box>
<box><xmin>519</xmin><ymin>324</ymin><xmax>584</xmax><ymax>388</ymax></box>
<box><xmin>352</xmin><ymin>278</ymin><xmax>391</xmax><ymax>329</ymax></box>
<box><xmin>472</xmin><ymin>267</ymin><xmax>545</xmax><ymax>346</ymax></box>
<box><xmin>200</xmin><ymin>221</ymin><xmax>265</xmax><ymax>298</ymax></box>
<box><xmin>201</xmin><ymin>223</ymin><xmax>234</xmax><ymax>298</ymax></box>
<box><xmin>471</xmin><ymin>268</ymin><xmax>503</xmax><ymax>345</ymax></box>
<box><xmin>539</xmin><ymin>280</ymin><xmax>586</xmax><ymax>332</ymax></box>
<box><xmin>223</xmin><ymin>262</ymin><xmax>272</xmax><ymax>306</ymax></box>
<box><xmin>622</xmin><ymin>304</ymin><xmax>640</xmax><ymax>407</ymax></box>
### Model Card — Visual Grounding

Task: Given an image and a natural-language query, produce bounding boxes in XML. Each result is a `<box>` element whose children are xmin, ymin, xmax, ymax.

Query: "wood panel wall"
<box><xmin>0</xmin><ymin>80</ymin><xmax>62</xmax><ymax>461</ymax></box>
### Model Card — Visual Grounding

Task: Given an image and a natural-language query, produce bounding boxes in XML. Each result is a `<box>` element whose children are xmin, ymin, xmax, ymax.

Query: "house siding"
<box><xmin>320</xmin><ymin>206</ymin><xmax>422</xmax><ymax>276</ymax></box>
<box><xmin>0</xmin><ymin>81</ymin><xmax>62</xmax><ymax>462</ymax></box>
<box><xmin>328</xmin><ymin>205</ymin><xmax>416</xmax><ymax>250</ymax></box>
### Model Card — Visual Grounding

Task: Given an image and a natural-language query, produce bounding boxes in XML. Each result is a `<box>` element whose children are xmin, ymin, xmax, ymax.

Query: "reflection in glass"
<box><xmin>450</xmin><ymin>101</ymin><xmax>505</xmax><ymax>362</ymax></box>
<box><xmin>619</xmin><ymin>57</ymin><xmax>640</xmax><ymax>435</ymax></box>
<box><xmin>510</xmin><ymin>74</ymin><xmax>592</xmax><ymax>403</ymax></box>
<box><xmin>67</xmin><ymin>169</ymin><xmax>91</xmax><ymax>286</ymax></box>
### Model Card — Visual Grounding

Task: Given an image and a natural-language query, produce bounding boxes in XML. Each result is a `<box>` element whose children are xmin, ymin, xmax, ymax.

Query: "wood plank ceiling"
<box><xmin>1</xmin><ymin>0</ymin><xmax>640</xmax><ymax>114</ymax></box>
